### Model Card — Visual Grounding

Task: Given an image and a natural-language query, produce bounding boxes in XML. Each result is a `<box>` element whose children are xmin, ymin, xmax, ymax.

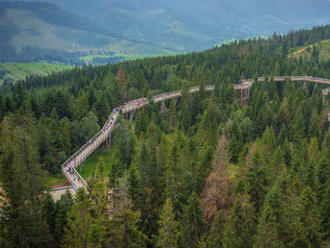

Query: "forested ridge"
<box><xmin>0</xmin><ymin>25</ymin><xmax>329</xmax><ymax>248</ymax></box>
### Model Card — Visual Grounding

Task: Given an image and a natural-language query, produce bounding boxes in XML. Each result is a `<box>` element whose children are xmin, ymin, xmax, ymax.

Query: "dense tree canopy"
<box><xmin>0</xmin><ymin>26</ymin><xmax>329</xmax><ymax>248</ymax></box>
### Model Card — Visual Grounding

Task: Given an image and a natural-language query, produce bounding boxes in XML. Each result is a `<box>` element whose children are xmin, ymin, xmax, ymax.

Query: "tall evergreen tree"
<box><xmin>108</xmin><ymin>178</ymin><xmax>147</xmax><ymax>248</ymax></box>
<box><xmin>157</xmin><ymin>198</ymin><xmax>180</xmax><ymax>248</ymax></box>
<box><xmin>180</xmin><ymin>192</ymin><xmax>207</xmax><ymax>248</ymax></box>
<box><xmin>62</xmin><ymin>189</ymin><xmax>93</xmax><ymax>248</ymax></box>
<box><xmin>286</xmin><ymin>186</ymin><xmax>324</xmax><ymax>248</ymax></box>
<box><xmin>0</xmin><ymin>113</ymin><xmax>50</xmax><ymax>248</ymax></box>
<box><xmin>54</xmin><ymin>191</ymin><xmax>74</xmax><ymax>244</ymax></box>
<box><xmin>253</xmin><ymin>185</ymin><xmax>284</xmax><ymax>248</ymax></box>
<box><xmin>223</xmin><ymin>194</ymin><xmax>256</xmax><ymax>248</ymax></box>
<box><xmin>207</xmin><ymin>210</ymin><xmax>225</xmax><ymax>248</ymax></box>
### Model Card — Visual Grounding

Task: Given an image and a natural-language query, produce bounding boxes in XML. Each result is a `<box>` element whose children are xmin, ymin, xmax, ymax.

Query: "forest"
<box><xmin>0</xmin><ymin>25</ymin><xmax>329</xmax><ymax>248</ymax></box>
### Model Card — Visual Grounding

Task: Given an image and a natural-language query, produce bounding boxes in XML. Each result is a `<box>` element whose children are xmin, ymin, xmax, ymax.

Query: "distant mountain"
<box><xmin>0</xmin><ymin>2</ymin><xmax>166</xmax><ymax>63</ymax></box>
<box><xmin>7</xmin><ymin>0</ymin><xmax>330</xmax><ymax>50</ymax></box>
<box><xmin>1</xmin><ymin>0</ymin><xmax>330</xmax><ymax>63</ymax></box>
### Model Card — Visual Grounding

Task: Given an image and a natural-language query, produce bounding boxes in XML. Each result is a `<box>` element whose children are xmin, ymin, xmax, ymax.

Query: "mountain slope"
<box><xmin>0</xmin><ymin>62</ymin><xmax>71</xmax><ymax>85</ymax></box>
<box><xmin>1</xmin><ymin>0</ymin><xmax>330</xmax><ymax>63</ymax></box>
<box><xmin>0</xmin><ymin>2</ymin><xmax>167</xmax><ymax>63</ymax></box>
<box><xmin>289</xmin><ymin>39</ymin><xmax>330</xmax><ymax>62</ymax></box>
<box><xmin>10</xmin><ymin>0</ymin><xmax>330</xmax><ymax>51</ymax></box>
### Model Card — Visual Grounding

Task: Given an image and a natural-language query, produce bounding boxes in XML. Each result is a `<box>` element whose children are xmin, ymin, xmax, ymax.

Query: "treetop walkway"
<box><xmin>54</xmin><ymin>75</ymin><xmax>329</xmax><ymax>192</ymax></box>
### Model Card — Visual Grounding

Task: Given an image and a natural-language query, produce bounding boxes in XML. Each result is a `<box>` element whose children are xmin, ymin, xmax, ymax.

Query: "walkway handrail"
<box><xmin>257</xmin><ymin>76</ymin><xmax>330</xmax><ymax>85</ymax></box>
<box><xmin>74</xmin><ymin>168</ymin><xmax>88</xmax><ymax>187</ymax></box>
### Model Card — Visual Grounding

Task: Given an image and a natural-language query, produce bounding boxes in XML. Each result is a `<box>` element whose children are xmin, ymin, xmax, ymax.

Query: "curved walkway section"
<box><xmin>255</xmin><ymin>76</ymin><xmax>330</xmax><ymax>85</ymax></box>
<box><xmin>56</xmin><ymin>76</ymin><xmax>329</xmax><ymax>191</ymax></box>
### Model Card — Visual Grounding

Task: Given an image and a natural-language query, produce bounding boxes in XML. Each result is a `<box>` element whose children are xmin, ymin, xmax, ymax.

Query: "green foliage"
<box><xmin>0</xmin><ymin>113</ymin><xmax>51</xmax><ymax>248</ymax></box>
<box><xmin>207</xmin><ymin>210</ymin><xmax>225</xmax><ymax>248</ymax></box>
<box><xmin>62</xmin><ymin>189</ymin><xmax>93</xmax><ymax>248</ymax></box>
<box><xmin>0</xmin><ymin>62</ymin><xmax>71</xmax><ymax>85</ymax></box>
<box><xmin>108</xmin><ymin>178</ymin><xmax>147</xmax><ymax>248</ymax></box>
<box><xmin>223</xmin><ymin>194</ymin><xmax>256</xmax><ymax>248</ymax></box>
<box><xmin>0</xmin><ymin>26</ymin><xmax>330</xmax><ymax>248</ymax></box>
<box><xmin>253</xmin><ymin>185</ymin><xmax>285</xmax><ymax>248</ymax></box>
<box><xmin>180</xmin><ymin>192</ymin><xmax>207</xmax><ymax>248</ymax></box>
<box><xmin>156</xmin><ymin>198</ymin><xmax>180</xmax><ymax>248</ymax></box>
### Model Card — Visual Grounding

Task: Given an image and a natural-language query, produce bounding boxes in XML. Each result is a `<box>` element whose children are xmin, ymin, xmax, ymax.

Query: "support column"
<box><xmin>174</xmin><ymin>98</ymin><xmax>178</xmax><ymax>105</ymax></box>
<box><xmin>303</xmin><ymin>82</ymin><xmax>307</xmax><ymax>90</ymax></box>
<box><xmin>160</xmin><ymin>101</ymin><xmax>166</xmax><ymax>114</ymax></box>
<box><xmin>240</xmin><ymin>87</ymin><xmax>243</xmax><ymax>106</ymax></box>
<box><xmin>129</xmin><ymin>110</ymin><xmax>136</xmax><ymax>122</ymax></box>
<box><xmin>106</xmin><ymin>134</ymin><xmax>111</xmax><ymax>152</ymax></box>
<box><xmin>312</xmin><ymin>83</ymin><xmax>318</xmax><ymax>96</ymax></box>
<box><xmin>238</xmin><ymin>86</ymin><xmax>251</xmax><ymax>107</ymax></box>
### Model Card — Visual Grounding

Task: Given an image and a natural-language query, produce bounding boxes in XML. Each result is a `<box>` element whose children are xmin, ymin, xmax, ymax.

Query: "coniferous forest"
<box><xmin>0</xmin><ymin>25</ymin><xmax>330</xmax><ymax>248</ymax></box>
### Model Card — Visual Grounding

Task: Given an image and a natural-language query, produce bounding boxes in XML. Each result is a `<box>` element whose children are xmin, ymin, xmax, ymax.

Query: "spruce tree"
<box><xmin>287</xmin><ymin>186</ymin><xmax>324</xmax><ymax>248</ymax></box>
<box><xmin>253</xmin><ymin>185</ymin><xmax>284</xmax><ymax>248</ymax></box>
<box><xmin>54</xmin><ymin>191</ymin><xmax>74</xmax><ymax>244</ymax></box>
<box><xmin>157</xmin><ymin>198</ymin><xmax>180</xmax><ymax>248</ymax></box>
<box><xmin>108</xmin><ymin>178</ymin><xmax>147</xmax><ymax>248</ymax></box>
<box><xmin>207</xmin><ymin>210</ymin><xmax>225</xmax><ymax>248</ymax></box>
<box><xmin>223</xmin><ymin>194</ymin><xmax>256</xmax><ymax>248</ymax></box>
<box><xmin>180</xmin><ymin>192</ymin><xmax>207</xmax><ymax>248</ymax></box>
<box><xmin>62</xmin><ymin>188</ymin><xmax>93</xmax><ymax>248</ymax></box>
<box><xmin>0</xmin><ymin>113</ymin><xmax>51</xmax><ymax>248</ymax></box>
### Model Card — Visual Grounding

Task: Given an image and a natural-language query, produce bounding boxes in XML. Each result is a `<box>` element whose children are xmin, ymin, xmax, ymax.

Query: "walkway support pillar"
<box><xmin>105</xmin><ymin>134</ymin><xmax>111</xmax><ymax>152</ymax></box>
<box><xmin>130</xmin><ymin>110</ymin><xmax>136</xmax><ymax>122</ymax></box>
<box><xmin>160</xmin><ymin>101</ymin><xmax>166</xmax><ymax>114</ymax></box>
<box><xmin>234</xmin><ymin>80</ymin><xmax>252</xmax><ymax>107</ymax></box>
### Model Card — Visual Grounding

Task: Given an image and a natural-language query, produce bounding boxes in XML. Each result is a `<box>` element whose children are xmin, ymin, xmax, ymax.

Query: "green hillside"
<box><xmin>2</xmin><ymin>0</ymin><xmax>330</xmax><ymax>64</ymax></box>
<box><xmin>0</xmin><ymin>62</ymin><xmax>72</xmax><ymax>85</ymax></box>
<box><xmin>289</xmin><ymin>39</ymin><xmax>330</xmax><ymax>62</ymax></box>
<box><xmin>7</xmin><ymin>0</ymin><xmax>330</xmax><ymax>55</ymax></box>
<box><xmin>0</xmin><ymin>2</ymin><xmax>167</xmax><ymax>63</ymax></box>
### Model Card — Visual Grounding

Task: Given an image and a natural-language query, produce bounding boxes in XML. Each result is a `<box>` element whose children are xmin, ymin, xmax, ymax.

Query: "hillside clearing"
<box><xmin>0</xmin><ymin>62</ymin><xmax>72</xmax><ymax>85</ymax></box>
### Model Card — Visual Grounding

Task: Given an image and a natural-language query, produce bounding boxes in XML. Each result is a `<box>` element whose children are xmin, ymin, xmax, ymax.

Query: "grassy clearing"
<box><xmin>46</xmin><ymin>146</ymin><xmax>119</xmax><ymax>187</ymax></box>
<box><xmin>289</xmin><ymin>39</ymin><xmax>330</xmax><ymax>61</ymax></box>
<box><xmin>77</xmin><ymin>146</ymin><xmax>119</xmax><ymax>180</ymax></box>
<box><xmin>79</xmin><ymin>52</ymin><xmax>178</xmax><ymax>63</ymax></box>
<box><xmin>0</xmin><ymin>62</ymin><xmax>72</xmax><ymax>85</ymax></box>
<box><xmin>45</xmin><ymin>173</ymin><xmax>68</xmax><ymax>188</ymax></box>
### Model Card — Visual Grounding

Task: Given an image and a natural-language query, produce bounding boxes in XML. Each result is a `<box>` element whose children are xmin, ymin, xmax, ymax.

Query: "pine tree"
<box><xmin>42</xmin><ymin>193</ymin><xmax>57</xmax><ymax>240</ymax></box>
<box><xmin>88</xmin><ymin>158</ymin><xmax>109</xmax><ymax>247</ymax></box>
<box><xmin>291</xmin><ymin>107</ymin><xmax>306</xmax><ymax>143</ymax></box>
<box><xmin>246</xmin><ymin>150</ymin><xmax>268</xmax><ymax>212</ymax></box>
<box><xmin>117</xmin><ymin>68</ymin><xmax>127</xmax><ymax>101</ymax></box>
<box><xmin>94</xmin><ymin>93</ymin><xmax>110</xmax><ymax>125</ymax></box>
<box><xmin>127</xmin><ymin>164</ymin><xmax>141</xmax><ymax>203</ymax></box>
<box><xmin>253</xmin><ymin>185</ymin><xmax>284</xmax><ymax>248</ymax></box>
<box><xmin>0</xmin><ymin>113</ymin><xmax>51</xmax><ymax>248</ymax></box>
<box><xmin>75</xmin><ymin>90</ymin><xmax>89</xmax><ymax>120</ymax></box>
<box><xmin>62</xmin><ymin>189</ymin><xmax>93</xmax><ymax>248</ymax></box>
<box><xmin>308</xmin><ymin>109</ymin><xmax>320</xmax><ymax>138</ymax></box>
<box><xmin>108</xmin><ymin>178</ymin><xmax>147</xmax><ymax>248</ymax></box>
<box><xmin>169</xmin><ymin>99</ymin><xmax>177</xmax><ymax>128</ymax></box>
<box><xmin>286</xmin><ymin>186</ymin><xmax>324</xmax><ymax>248</ymax></box>
<box><xmin>207</xmin><ymin>210</ymin><xmax>225</xmax><ymax>248</ymax></box>
<box><xmin>12</xmin><ymin>82</ymin><xmax>26</xmax><ymax>110</ymax></box>
<box><xmin>223</xmin><ymin>194</ymin><xmax>256</xmax><ymax>248</ymax></box>
<box><xmin>54</xmin><ymin>191</ymin><xmax>74</xmax><ymax>244</ymax></box>
<box><xmin>164</xmin><ymin>137</ymin><xmax>184</xmax><ymax>212</ymax></box>
<box><xmin>180</xmin><ymin>192</ymin><xmax>207</xmax><ymax>248</ymax></box>
<box><xmin>157</xmin><ymin>198</ymin><xmax>180</xmax><ymax>248</ymax></box>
